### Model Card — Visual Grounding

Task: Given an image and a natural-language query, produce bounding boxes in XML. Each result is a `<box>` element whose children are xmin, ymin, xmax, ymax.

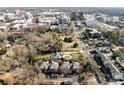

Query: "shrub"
<box><xmin>72</xmin><ymin>43</ymin><xmax>78</xmax><ymax>48</ymax></box>
<box><xmin>64</xmin><ymin>36</ymin><xmax>73</xmax><ymax>42</ymax></box>
<box><xmin>0</xmin><ymin>48</ymin><xmax>7</xmax><ymax>55</ymax></box>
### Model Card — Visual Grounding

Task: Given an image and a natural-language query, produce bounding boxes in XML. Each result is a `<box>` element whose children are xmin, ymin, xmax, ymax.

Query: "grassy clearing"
<box><xmin>70</xmin><ymin>52</ymin><xmax>84</xmax><ymax>62</ymax></box>
<box><xmin>60</xmin><ymin>36</ymin><xmax>80</xmax><ymax>52</ymax></box>
<box><xmin>62</xmin><ymin>52</ymin><xmax>84</xmax><ymax>62</ymax></box>
<box><xmin>33</xmin><ymin>53</ymin><xmax>51</xmax><ymax>60</ymax></box>
<box><xmin>62</xmin><ymin>42</ymin><xmax>79</xmax><ymax>52</ymax></box>
<box><xmin>0</xmin><ymin>66</ymin><xmax>11</xmax><ymax>72</ymax></box>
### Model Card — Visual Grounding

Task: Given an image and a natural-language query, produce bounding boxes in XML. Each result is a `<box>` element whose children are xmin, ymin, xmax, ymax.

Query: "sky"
<box><xmin>0</xmin><ymin>0</ymin><xmax>124</xmax><ymax>7</ymax></box>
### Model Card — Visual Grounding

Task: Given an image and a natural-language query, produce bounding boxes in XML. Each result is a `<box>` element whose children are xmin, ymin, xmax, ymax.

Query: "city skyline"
<box><xmin>0</xmin><ymin>0</ymin><xmax>124</xmax><ymax>7</ymax></box>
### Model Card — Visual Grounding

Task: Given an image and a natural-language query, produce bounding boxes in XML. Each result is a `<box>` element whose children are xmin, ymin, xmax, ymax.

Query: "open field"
<box><xmin>33</xmin><ymin>53</ymin><xmax>51</xmax><ymax>60</ymax></box>
<box><xmin>61</xmin><ymin>52</ymin><xmax>84</xmax><ymax>62</ymax></box>
<box><xmin>60</xmin><ymin>36</ymin><xmax>80</xmax><ymax>52</ymax></box>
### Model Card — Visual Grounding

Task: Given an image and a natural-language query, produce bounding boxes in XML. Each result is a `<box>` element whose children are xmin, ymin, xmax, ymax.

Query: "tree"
<box><xmin>72</xmin><ymin>43</ymin><xmax>78</xmax><ymax>48</ymax></box>
<box><xmin>0</xmin><ymin>48</ymin><xmax>7</xmax><ymax>55</ymax></box>
<box><xmin>84</xmin><ymin>62</ymin><xmax>92</xmax><ymax>72</ymax></box>
<box><xmin>83</xmin><ymin>32</ymin><xmax>89</xmax><ymax>40</ymax></box>
<box><xmin>28</xmin><ymin>32</ymin><xmax>63</xmax><ymax>54</ymax></box>
<box><xmin>64</xmin><ymin>36</ymin><xmax>73</xmax><ymax>42</ymax></box>
<box><xmin>36</xmin><ymin>26</ymin><xmax>51</xmax><ymax>34</ymax></box>
<box><xmin>6</xmin><ymin>45</ymin><xmax>30</xmax><ymax>64</ymax></box>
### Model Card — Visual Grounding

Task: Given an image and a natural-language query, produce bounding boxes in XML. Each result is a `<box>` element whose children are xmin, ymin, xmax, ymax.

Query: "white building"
<box><xmin>42</xmin><ymin>11</ymin><xmax>62</xmax><ymax>17</ymax></box>
<box><xmin>111</xmin><ymin>16</ymin><xmax>119</xmax><ymax>23</ymax></box>
<box><xmin>12</xmin><ymin>19</ymin><xmax>26</xmax><ymax>24</ymax></box>
<box><xmin>118</xmin><ymin>21</ymin><xmax>124</xmax><ymax>27</ymax></box>
<box><xmin>61</xmin><ymin>15</ymin><xmax>70</xmax><ymax>24</ymax></box>
<box><xmin>95</xmin><ymin>13</ymin><xmax>111</xmax><ymax>23</ymax></box>
<box><xmin>4</xmin><ymin>13</ymin><xmax>15</xmax><ymax>21</ymax></box>
<box><xmin>12</xmin><ymin>24</ymin><xmax>23</xmax><ymax>30</ymax></box>
<box><xmin>25</xmin><ymin>12</ymin><xmax>33</xmax><ymax>24</ymax></box>
<box><xmin>89</xmin><ymin>29</ymin><xmax>101</xmax><ymax>38</ymax></box>
<box><xmin>84</xmin><ymin>14</ymin><xmax>98</xmax><ymax>28</ymax></box>
<box><xmin>96</xmin><ymin>47</ymin><xmax>123</xmax><ymax>80</ymax></box>
<box><xmin>85</xmin><ymin>20</ymin><xmax>98</xmax><ymax>28</ymax></box>
<box><xmin>97</xmin><ymin>22</ymin><xmax>118</xmax><ymax>31</ymax></box>
<box><xmin>15</xmin><ymin>10</ymin><xmax>24</xmax><ymax>16</ymax></box>
<box><xmin>0</xmin><ymin>26</ymin><xmax>7</xmax><ymax>32</ymax></box>
<box><xmin>84</xmin><ymin>14</ymin><xmax>95</xmax><ymax>20</ymax></box>
<box><xmin>0</xmin><ymin>14</ymin><xmax>5</xmax><ymax>21</ymax></box>
<box><xmin>38</xmin><ymin>18</ymin><xmax>52</xmax><ymax>25</ymax></box>
<box><xmin>38</xmin><ymin>17</ymin><xmax>59</xmax><ymax>25</ymax></box>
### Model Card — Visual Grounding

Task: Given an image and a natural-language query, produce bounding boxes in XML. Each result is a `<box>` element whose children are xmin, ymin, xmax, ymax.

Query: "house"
<box><xmin>12</xmin><ymin>19</ymin><xmax>26</xmax><ymax>24</ymax></box>
<box><xmin>85</xmin><ymin>28</ymin><xmax>101</xmax><ymax>38</ymax></box>
<box><xmin>12</xmin><ymin>24</ymin><xmax>22</xmax><ymax>30</ymax></box>
<box><xmin>49</xmin><ymin>61</ymin><xmax>59</xmax><ymax>73</ymax></box>
<box><xmin>85</xmin><ymin>28</ymin><xmax>94</xmax><ymax>33</ymax></box>
<box><xmin>40</xmin><ymin>61</ymin><xmax>50</xmax><ymax>73</ymax></box>
<box><xmin>15</xmin><ymin>10</ymin><xmax>24</xmax><ymax>16</ymax></box>
<box><xmin>60</xmin><ymin>61</ymin><xmax>72</xmax><ymax>75</ymax></box>
<box><xmin>113</xmin><ymin>47</ymin><xmax>124</xmax><ymax>68</ymax></box>
<box><xmin>85</xmin><ymin>20</ymin><xmax>97</xmax><ymax>28</ymax></box>
<box><xmin>25</xmin><ymin>12</ymin><xmax>33</xmax><ymax>19</ymax></box>
<box><xmin>51</xmin><ymin>52</ymin><xmax>62</xmax><ymax>60</ymax></box>
<box><xmin>42</xmin><ymin>11</ymin><xmax>62</xmax><ymax>17</ymax></box>
<box><xmin>25</xmin><ymin>12</ymin><xmax>33</xmax><ymax>24</ymax></box>
<box><xmin>0</xmin><ymin>14</ymin><xmax>5</xmax><ymax>21</ymax></box>
<box><xmin>11</xmin><ymin>19</ymin><xmax>27</xmax><ymax>30</ymax></box>
<box><xmin>62</xmin><ymin>16</ymin><xmax>70</xmax><ymax>24</ymax></box>
<box><xmin>89</xmin><ymin>29</ymin><xmax>101</xmax><ymax>38</ymax></box>
<box><xmin>97</xmin><ymin>22</ymin><xmax>118</xmax><ymax>32</ymax></box>
<box><xmin>40</xmin><ymin>61</ymin><xmax>59</xmax><ymax>74</ymax></box>
<box><xmin>72</xmin><ymin>62</ymin><xmax>82</xmax><ymax>73</ymax></box>
<box><xmin>4</xmin><ymin>13</ymin><xmax>15</xmax><ymax>21</ymax></box>
<box><xmin>111</xmin><ymin>16</ymin><xmax>119</xmax><ymax>23</ymax></box>
<box><xmin>0</xmin><ymin>26</ymin><xmax>7</xmax><ymax>32</ymax></box>
<box><xmin>38</xmin><ymin>18</ymin><xmax>54</xmax><ymax>25</ymax></box>
<box><xmin>118</xmin><ymin>21</ymin><xmax>124</xmax><ymax>28</ymax></box>
<box><xmin>95</xmin><ymin>47</ymin><xmax>123</xmax><ymax>80</ymax></box>
<box><xmin>107</xmin><ymin>62</ymin><xmax>123</xmax><ymax>80</ymax></box>
<box><xmin>84</xmin><ymin>14</ymin><xmax>98</xmax><ymax>28</ymax></box>
<box><xmin>86</xmin><ymin>76</ymin><xmax>99</xmax><ymax>85</ymax></box>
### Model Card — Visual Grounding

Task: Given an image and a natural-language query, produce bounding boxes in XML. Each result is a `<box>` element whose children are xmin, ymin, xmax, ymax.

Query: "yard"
<box><xmin>33</xmin><ymin>53</ymin><xmax>51</xmax><ymax>60</ymax></box>
<box><xmin>61</xmin><ymin>52</ymin><xmax>84</xmax><ymax>62</ymax></box>
<box><xmin>60</xmin><ymin>36</ymin><xmax>80</xmax><ymax>52</ymax></box>
<box><xmin>70</xmin><ymin>52</ymin><xmax>84</xmax><ymax>62</ymax></box>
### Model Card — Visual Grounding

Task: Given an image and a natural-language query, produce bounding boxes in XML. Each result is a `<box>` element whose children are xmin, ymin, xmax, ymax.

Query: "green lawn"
<box><xmin>70</xmin><ymin>52</ymin><xmax>84</xmax><ymax>62</ymax></box>
<box><xmin>33</xmin><ymin>53</ymin><xmax>51</xmax><ymax>60</ymax></box>
<box><xmin>60</xmin><ymin>36</ymin><xmax>80</xmax><ymax>52</ymax></box>
<box><xmin>0</xmin><ymin>66</ymin><xmax>11</xmax><ymax>72</ymax></box>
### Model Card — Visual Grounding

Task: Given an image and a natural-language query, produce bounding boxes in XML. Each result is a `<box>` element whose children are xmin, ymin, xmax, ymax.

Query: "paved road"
<box><xmin>72</xmin><ymin>21</ymin><xmax>90</xmax><ymax>57</ymax></box>
<box><xmin>72</xmin><ymin>21</ymin><xmax>107</xmax><ymax>84</ymax></box>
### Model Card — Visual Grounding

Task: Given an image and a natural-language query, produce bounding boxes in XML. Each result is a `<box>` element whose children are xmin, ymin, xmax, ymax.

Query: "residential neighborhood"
<box><xmin>0</xmin><ymin>7</ymin><xmax>124</xmax><ymax>85</ymax></box>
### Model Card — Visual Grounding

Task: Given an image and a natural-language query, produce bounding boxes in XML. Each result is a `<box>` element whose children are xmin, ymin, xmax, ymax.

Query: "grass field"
<box><xmin>60</xmin><ymin>36</ymin><xmax>80</xmax><ymax>52</ymax></box>
<box><xmin>70</xmin><ymin>52</ymin><xmax>84</xmax><ymax>62</ymax></box>
<box><xmin>61</xmin><ymin>52</ymin><xmax>84</xmax><ymax>62</ymax></box>
<box><xmin>33</xmin><ymin>53</ymin><xmax>51</xmax><ymax>60</ymax></box>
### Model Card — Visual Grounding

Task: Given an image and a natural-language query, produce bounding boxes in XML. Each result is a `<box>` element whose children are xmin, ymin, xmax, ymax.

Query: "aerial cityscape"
<box><xmin>0</xmin><ymin>7</ymin><xmax>124</xmax><ymax>85</ymax></box>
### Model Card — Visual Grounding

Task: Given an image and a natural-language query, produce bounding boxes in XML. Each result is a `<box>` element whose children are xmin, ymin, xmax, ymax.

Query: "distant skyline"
<box><xmin>0</xmin><ymin>0</ymin><xmax>124</xmax><ymax>7</ymax></box>
<box><xmin>0</xmin><ymin>7</ymin><xmax>124</xmax><ymax>16</ymax></box>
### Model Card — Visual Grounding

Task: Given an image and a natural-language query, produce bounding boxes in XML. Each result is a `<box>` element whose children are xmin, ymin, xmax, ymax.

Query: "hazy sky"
<box><xmin>0</xmin><ymin>0</ymin><xmax>124</xmax><ymax>7</ymax></box>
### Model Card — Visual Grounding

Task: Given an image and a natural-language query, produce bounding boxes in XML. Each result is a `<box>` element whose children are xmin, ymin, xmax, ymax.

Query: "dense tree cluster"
<box><xmin>0</xmin><ymin>26</ymin><xmax>64</xmax><ymax>84</ymax></box>
<box><xmin>70</xmin><ymin>12</ymin><xmax>85</xmax><ymax>21</ymax></box>
<box><xmin>103</xmin><ymin>30</ymin><xmax>124</xmax><ymax>45</ymax></box>
<box><xmin>0</xmin><ymin>25</ymin><xmax>96</xmax><ymax>85</ymax></box>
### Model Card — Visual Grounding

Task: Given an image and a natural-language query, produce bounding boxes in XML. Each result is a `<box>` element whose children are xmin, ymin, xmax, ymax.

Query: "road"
<box><xmin>72</xmin><ymin>21</ymin><xmax>107</xmax><ymax>84</ymax></box>
<box><xmin>72</xmin><ymin>21</ymin><xmax>90</xmax><ymax>58</ymax></box>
